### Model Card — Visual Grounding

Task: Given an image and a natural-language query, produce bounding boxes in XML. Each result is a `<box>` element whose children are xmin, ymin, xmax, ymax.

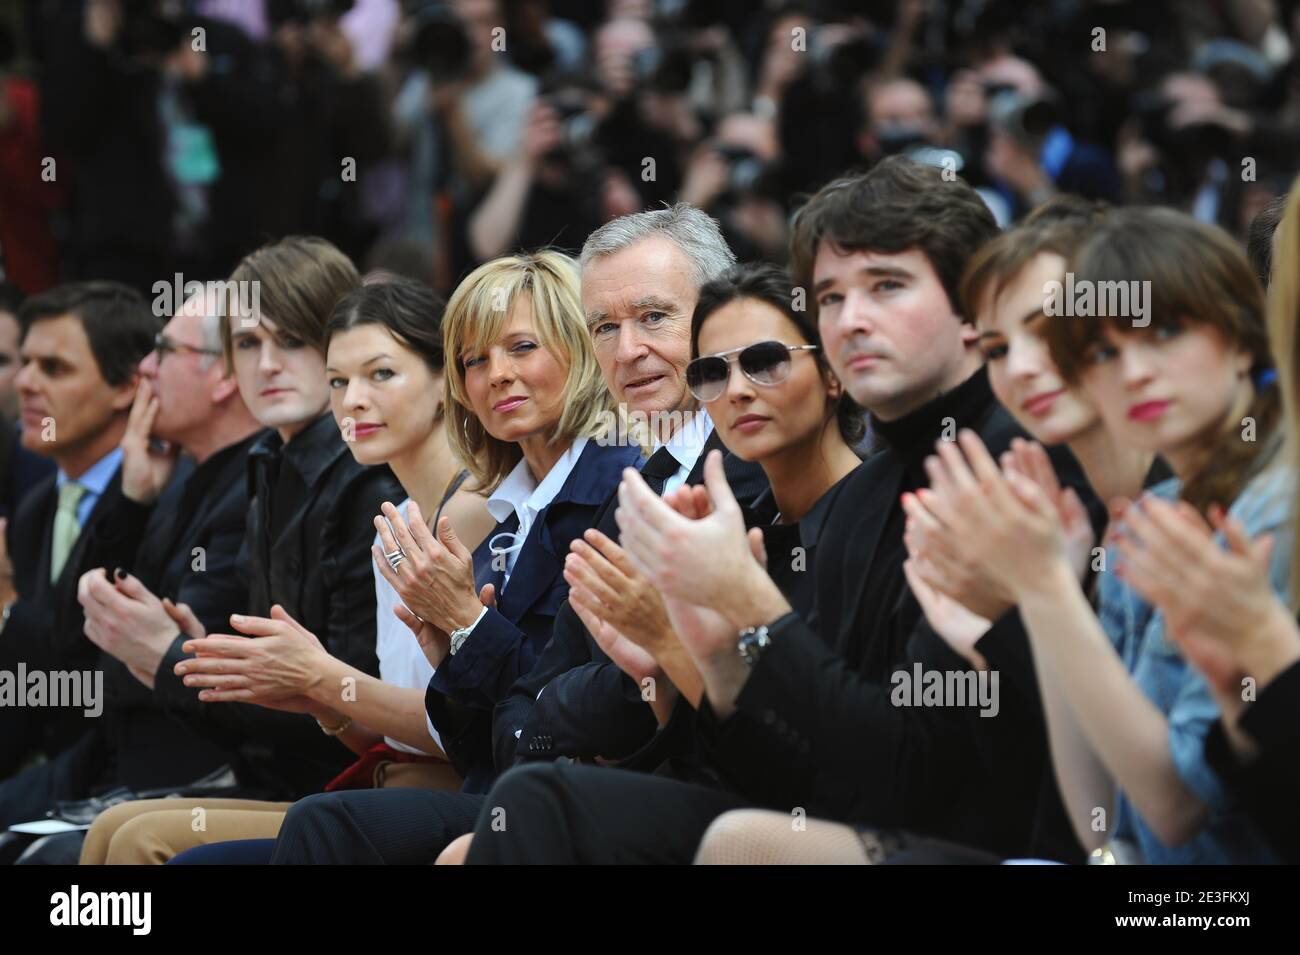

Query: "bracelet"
<box><xmin>316</xmin><ymin>714</ymin><xmax>352</xmax><ymax>736</ymax></box>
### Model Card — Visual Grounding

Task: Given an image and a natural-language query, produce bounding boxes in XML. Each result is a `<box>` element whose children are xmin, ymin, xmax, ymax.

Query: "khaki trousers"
<box><xmin>79</xmin><ymin>798</ymin><xmax>293</xmax><ymax>865</ymax></box>
<box><xmin>81</xmin><ymin>760</ymin><xmax>463</xmax><ymax>865</ymax></box>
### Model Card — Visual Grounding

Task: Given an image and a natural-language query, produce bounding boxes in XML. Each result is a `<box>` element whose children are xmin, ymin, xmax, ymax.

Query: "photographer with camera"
<box><xmin>39</xmin><ymin>0</ymin><xmax>280</xmax><ymax>290</ymax></box>
<box><xmin>977</xmin><ymin>55</ymin><xmax>1120</xmax><ymax>217</ymax></box>
<box><xmin>390</xmin><ymin>0</ymin><xmax>535</xmax><ymax>285</ymax></box>
<box><xmin>679</xmin><ymin>111</ymin><xmax>787</xmax><ymax>264</ymax></box>
<box><xmin>466</xmin><ymin>77</ymin><xmax>610</xmax><ymax>262</ymax></box>
<box><xmin>257</xmin><ymin>0</ymin><xmax>390</xmax><ymax>265</ymax></box>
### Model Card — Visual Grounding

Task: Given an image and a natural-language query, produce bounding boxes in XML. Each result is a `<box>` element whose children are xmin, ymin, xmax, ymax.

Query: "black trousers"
<box><xmin>466</xmin><ymin>762</ymin><xmax>750</xmax><ymax>864</ymax></box>
<box><xmin>269</xmin><ymin>788</ymin><xmax>487</xmax><ymax>864</ymax></box>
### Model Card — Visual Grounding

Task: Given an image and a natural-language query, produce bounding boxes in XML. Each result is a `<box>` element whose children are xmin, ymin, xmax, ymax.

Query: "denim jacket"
<box><xmin>1098</xmin><ymin>462</ymin><xmax>1294</xmax><ymax>863</ymax></box>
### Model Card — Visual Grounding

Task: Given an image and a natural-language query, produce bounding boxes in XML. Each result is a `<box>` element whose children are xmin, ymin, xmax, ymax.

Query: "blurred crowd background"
<box><xmin>1</xmin><ymin>0</ymin><xmax>1299</xmax><ymax>300</ymax></box>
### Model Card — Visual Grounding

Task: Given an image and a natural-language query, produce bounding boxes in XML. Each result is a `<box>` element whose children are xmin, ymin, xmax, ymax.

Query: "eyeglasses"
<box><xmin>155</xmin><ymin>332</ymin><xmax>222</xmax><ymax>361</ymax></box>
<box><xmin>685</xmin><ymin>341</ymin><xmax>819</xmax><ymax>402</ymax></box>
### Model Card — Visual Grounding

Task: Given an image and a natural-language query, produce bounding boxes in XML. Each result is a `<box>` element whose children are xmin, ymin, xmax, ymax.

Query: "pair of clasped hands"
<box><xmin>901</xmin><ymin>429</ymin><xmax>1300</xmax><ymax>762</ymax></box>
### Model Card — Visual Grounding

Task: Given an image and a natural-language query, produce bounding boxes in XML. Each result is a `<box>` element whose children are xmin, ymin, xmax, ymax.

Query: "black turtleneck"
<box><xmin>812</xmin><ymin>366</ymin><xmax>998</xmax><ymax>678</ymax></box>
<box><xmin>872</xmin><ymin>363</ymin><xmax>997</xmax><ymax>485</ymax></box>
<box><xmin>700</xmin><ymin>363</ymin><xmax>1079</xmax><ymax>860</ymax></box>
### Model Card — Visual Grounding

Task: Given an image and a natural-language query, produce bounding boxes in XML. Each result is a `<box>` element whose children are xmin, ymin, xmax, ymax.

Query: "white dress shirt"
<box><xmin>484</xmin><ymin>436</ymin><xmax>589</xmax><ymax>590</ymax></box>
<box><xmin>372</xmin><ymin>500</ymin><xmax>440</xmax><ymax>755</ymax></box>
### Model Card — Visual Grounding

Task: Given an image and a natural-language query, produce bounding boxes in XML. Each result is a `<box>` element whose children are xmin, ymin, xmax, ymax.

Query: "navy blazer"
<box><xmin>425</xmin><ymin>437</ymin><xmax>642</xmax><ymax>790</ymax></box>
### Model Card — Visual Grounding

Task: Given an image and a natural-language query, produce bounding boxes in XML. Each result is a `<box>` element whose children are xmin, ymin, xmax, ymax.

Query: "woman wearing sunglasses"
<box><xmin>684</xmin><ymin>262</ymin><xmax>864</xmax><ymax>610</ymax></box>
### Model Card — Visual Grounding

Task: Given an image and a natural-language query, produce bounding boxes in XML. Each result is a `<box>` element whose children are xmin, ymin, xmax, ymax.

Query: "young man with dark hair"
<box><xmin>0</xmin><ymin>282</ymin><xmax>158</xmax><ymax>781</ymax></box>
<box><xmin>465</xmin><ymin>157</ymin><xmax>1093</xmax><ymax>865</ymax></box>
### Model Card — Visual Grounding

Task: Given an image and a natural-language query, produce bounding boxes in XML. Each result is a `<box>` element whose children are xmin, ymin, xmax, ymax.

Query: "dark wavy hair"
<box><xmin>691</xmin><ymin>262</ymin><xmax>866</xmax><ymax>447</ymax></box>
<box><xmin>789</xmin><ymin>155</ymin><xmax>999</xmax><ymax>321</ymax></box>
<box><xmin>18</xmin><ymin>281</ymin><xmax>160</xmax><ymax>386</ymax></box>
<box><xmin>325</xmin><ymin>275</ymin><xmax>448</xmax><ymax>376</ymax></box>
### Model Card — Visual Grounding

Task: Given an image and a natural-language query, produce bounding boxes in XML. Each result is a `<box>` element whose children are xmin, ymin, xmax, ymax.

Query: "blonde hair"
<box><xmin>1267</xmin><ymin>178</ymin><xmax>1300</xmax><ymax>608</ymax></box>
<box><xmin>442</xmin><ymin>251</ymin><xmax>612</xmax><ymax>492</ymax></box>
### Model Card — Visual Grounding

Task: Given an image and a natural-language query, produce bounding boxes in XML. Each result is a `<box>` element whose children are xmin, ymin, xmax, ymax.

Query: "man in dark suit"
<box><xmin>0</xmin><ymin>283</ymin><xmax>158</xmax><ymax>789</ymax></box>
<box><xmin>270</xmin><ymin>203</ymin><xmax>770</xmax><ymax>863</ymax></box>
<box><xmin>70</xmin><ymin>287</ymin><xmax>263</xmax><ymax>785</ymax></box>
<box><xmin>464</xmin><ymin>157</ymin><xmax>1090</xmax><ymax>864</ymax></box>
<box><xmin>0</xmin><ymin>284</ymin><xmax>265</xmax><ymax>860</ymax></box>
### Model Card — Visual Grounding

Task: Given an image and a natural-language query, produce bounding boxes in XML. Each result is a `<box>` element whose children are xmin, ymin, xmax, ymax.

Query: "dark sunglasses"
<box><xmin>686</xmin><ymin>340</ymin><xmax>819</xmax><ymax>402</ymax></box>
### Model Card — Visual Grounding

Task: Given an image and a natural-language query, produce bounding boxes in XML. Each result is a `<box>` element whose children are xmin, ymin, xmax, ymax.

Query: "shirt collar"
<box><xmin>57</xmin><ymin>446</ymin><xmax>122</xmax><ymax>496</ymax></box>
<box><xmin>487</xmin><ymin>436</ymin><xmax>591</xmax><ymax>527</ymax></box>
<box><xmin>656</xmin><ymin>407</ymin><xmax>713</xmax><ymax>476</ymax></box>
<box><xmin>249</xmin><ymin>413</ymin><xmax>346</xmax><ymax>488</ymax></box>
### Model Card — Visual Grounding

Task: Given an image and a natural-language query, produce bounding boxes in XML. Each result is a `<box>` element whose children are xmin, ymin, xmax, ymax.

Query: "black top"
<box><xmin>611</xmin><ymin>462</ymin><xmax>865</xmax><ymax>782</ymax></box>
<box><xmin>153</xmin><ymin>413</ymin><xmax>402</xmax><ymax>800</ymax></box>
<box><xmin>78</xmin><ymin>431</ymin><xmax>261</xmax><ymax>791</ymax></box>
<box><xmin>1205</xmin><ymin>657</ymin><xmax>1300</xmax><ymax>863</ymax></box>
<box><xmin>693</xmin><ymin>367</ymin><xmax>1099</xmax><ymax>861</ymax></box>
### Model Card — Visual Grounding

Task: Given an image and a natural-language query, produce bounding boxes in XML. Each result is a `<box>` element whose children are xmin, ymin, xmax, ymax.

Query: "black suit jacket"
<box><xmin>0</xmin><ymin>424</ymin><xmax>56</xmax><ymax>523</ymax></box>
<box><xmin>0</xmin><ymin>463</ymin><xmax>127</xmax><ymax>763</ymax></box>
<box><xmin>425</xmin><ymin>438</ymin><xmax>644</xmax><ymax>793</ymax></box>
<box><xmin>152</xmin><ymin>415</ymin><xmax>402</xmax><ymax>799</ymax></box>
<box><xmin>693</xmin><ymin>368</ymin><xmax>1096</xmax><ymax>862</ymax></box>
<box><xmin>490</xmin><ymin>427</ymin><xmax>769</xmax><ymax>773</ymax></box>
<box><xmin>75</xmin><ymin>433</ymin><xmax>260</xmax><ymax>791</ymax></box>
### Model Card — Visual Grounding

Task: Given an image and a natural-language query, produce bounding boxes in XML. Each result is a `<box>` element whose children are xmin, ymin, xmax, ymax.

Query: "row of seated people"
<box><xmin>1</xmin><ymin>156</ymin><xmax>1296</xmax><ymax>865</ymax></box>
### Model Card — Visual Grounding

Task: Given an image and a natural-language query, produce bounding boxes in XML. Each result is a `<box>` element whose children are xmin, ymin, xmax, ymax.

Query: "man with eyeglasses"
<box><xmin>0</xmin><ymin>284</ymin><xmax>263</xmax><ymax>860</ymax></box>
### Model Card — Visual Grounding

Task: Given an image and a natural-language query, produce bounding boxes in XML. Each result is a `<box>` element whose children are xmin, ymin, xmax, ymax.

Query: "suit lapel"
<box><xmin>29</xmin><ymin>476</ymin><xmax>57</xmax><ymax>600</ymax></box>
<box><xmin>837</xmin><ymin>453</ymin><xmax>904</xmax><ymax>635</ymax></box>
<box><xmin>684</xmin><ymin>427</ymin><xmax>726</xmax><ymax>486</ymax></box>
<box><xmin>482</xmin><ymin>439</ymin><xmax>639</xmax><ymax>624</ymax></box>
<box><xmin>492</xmin><ymin>525</ymin><xmax>563</xmax><ymax>623</ymax></box>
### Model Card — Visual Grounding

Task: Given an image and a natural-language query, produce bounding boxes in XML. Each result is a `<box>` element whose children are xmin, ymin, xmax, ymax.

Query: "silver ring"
<box><xmin>387</xmin><ymin>552</ymin><xmax>406</xmax><ymax>570</ymax></box>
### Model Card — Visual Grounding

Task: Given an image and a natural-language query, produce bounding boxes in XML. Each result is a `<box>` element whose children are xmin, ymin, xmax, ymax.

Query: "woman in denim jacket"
<box><xmin>904</xmin><ymin>208</ymin><xmax>1287</xmax><ymax>863</ymax></box>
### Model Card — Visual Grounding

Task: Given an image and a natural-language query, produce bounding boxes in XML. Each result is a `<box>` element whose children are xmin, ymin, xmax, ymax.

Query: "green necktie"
<box><xmin>50</xmin><ymin>481</ymin><xmax>87</xmax><ymax>583</ymax></box>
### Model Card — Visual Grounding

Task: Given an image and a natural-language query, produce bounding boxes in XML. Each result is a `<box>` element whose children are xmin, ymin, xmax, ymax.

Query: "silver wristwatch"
<box><xmin>449</xmin><ymin>606</ymin><xmax>488</xmax><ymax>656</ymax></box>
<box><xmin>737</xmin><ymin>624</ymin><xmax>772</xmax><ymax>667</ymax></box>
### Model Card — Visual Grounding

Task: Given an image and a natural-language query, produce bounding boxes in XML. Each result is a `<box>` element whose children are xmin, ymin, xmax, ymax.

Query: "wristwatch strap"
<box><xmin>449</xmin><ymin>605</ymin><xmax>490</xmax><ymax>656</ymax></box>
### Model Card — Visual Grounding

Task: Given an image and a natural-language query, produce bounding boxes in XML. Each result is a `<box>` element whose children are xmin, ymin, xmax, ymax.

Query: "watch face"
<box><xmin>738</xmin><ymin>627</ymin><xmax>768</xmax><ymax>666</ymax></box>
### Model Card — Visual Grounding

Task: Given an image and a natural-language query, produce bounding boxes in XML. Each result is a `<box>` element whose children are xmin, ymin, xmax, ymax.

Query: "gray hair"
<box><xmin>579</xmin><ymin>203</ymin><xmax>736</xmax><ymax>289</ymax></box>
<box><xmin>198</xmin><ymin>310</ymin><xmax>223</xmax><ymax>371</ymax></box>
<box><xmin>181</xmin><ymin>284</ymin><xmax>232</xmax><ymax>372</ymax></box>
